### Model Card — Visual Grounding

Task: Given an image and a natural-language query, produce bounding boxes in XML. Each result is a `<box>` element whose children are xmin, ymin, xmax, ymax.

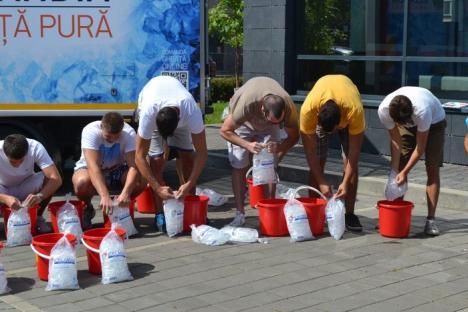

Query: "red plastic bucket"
<box><xmin>378</xmin><ymin>200</ymin><xmax>414</xmax><ymax>238</ymax></box>
<box><xmin>103</xmin><ymin>199</ymin><xmax>135</xmax><ymax>228</ymax></box>
<box><xmin>30</xmin><ymin>233</ymin><xmax>77</xmax><ymax>281</ymax></box>
<box><xmin>247</xmin><ymin>178</ymin><xmax>265</xmax><ymax>209</ymax></box>
<box><xmin>183</xmin><ymin>195</ymin><xmax>208</xmax><ymax>232</ymax></box>
<box><xmin>257</xmin><ymin>199</ymin><xmax>288</xmax><ymax>236</ymax></box>
<box><xmin>2</xmin><ymin>204</ymin><xmax>38</xmax><ymax>237</ymax></box>
<box><xmin>136</xmin><ymin>185</ymin><xmax>156</xmax><ymax>214</ymax></box>
<box><xmin>81</xmin><ymin>228</ymin><xmax>126</xmax><ymax>275</ymax></box>
<box><xmin>297</xmin><ymin>197</ymin><xmax>327</xmax><ymax>236</ymax></box>
<box><xmin>48</xmin><ymin>200</ymin><xmax>86</xmax><ymax>233</ymax></box>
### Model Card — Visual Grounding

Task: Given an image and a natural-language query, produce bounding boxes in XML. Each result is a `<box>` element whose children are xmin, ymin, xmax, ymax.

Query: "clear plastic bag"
<box><xmin>385</xmin><ymin>170</ymin><xmax>408</xmax><ymax>201</ymax></box>
<box><xmin>58</xmin><ymin>201</ymin><xmax>83</xmax><ymax>241</ymax></box>
<box><xmin>100</xmin><ymin>229</ymin><xmax>133</xmax><ymax>284</ymax></box>
<box><xmin>199</xmin><ymin>188</ymin><xmax>227</xmax><ymax>206</ymax></box>
<box><xmin>326</xmin><ymin>198</ymin><xmax>345</xmax><ymax>240</ymax></box>
<box><xmin>191</xmin><ymin>224</ymin><xmax>230</xmax><ymax>246</ymax></box>
<box><xmin>252</xmin><ymin>149</ymin><xmax>277</xmax><ymax>186</ymax></box>
<box><xmin>275</xmin><ymin>184</ymin><xmax>296</xmax><ymax>199</ymax></box>
<box><xmin>6</xmin><ymin>207</ymin><xmax>32</xmax><ymax>247</ymax></box>
<box><xmin>108</xmin><ymin>204</ymin><xmax>138</xmax><ymax>237</ymax></box>
<box><xmin>46</xmin><ymin>235</ymin><xmax>79</xmax><ymax>291</ymax></box>
<box><xmin>0</xmin><ymin>251</ymin><xmax>10</xmax><ymax>294</ymax></box>
<box><xmin>284</xmin><ymin>198</ymin><xmax>314</xmax><ymax>242</ymax></box>
<box><xmin>220</xmin><ymin>226</ymin><xmax>259</xmax><ymax>243</ymax></box>
<box><xmin>163</xmin><ymin>199</ymin><xmax>184</xmax><ymax>237</ymax></box>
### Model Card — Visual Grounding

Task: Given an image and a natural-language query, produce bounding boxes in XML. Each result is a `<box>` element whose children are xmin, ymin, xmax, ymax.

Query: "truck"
<box><xmin>0</xmin><ymin>0</ymin><xmax>209</xmax><ymax>174</ymax></box>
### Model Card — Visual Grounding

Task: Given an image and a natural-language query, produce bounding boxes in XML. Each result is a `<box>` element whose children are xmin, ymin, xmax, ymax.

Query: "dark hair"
<box><xmin>101</xmin><ymin>112</ymin><xmax>124</xmax><ymax>134</ymax></box>
<box><xmin>263</xmin><ymin>94</ymin><xmax>285</xmax><ymax>119</ymax></box>
<box><xmin>318</xmin><ymin>100</ymin><xmax>341</xmax><ymax>132</ymax></box>
<box><xmin>3</xmin><ymin>134</ymin><xmax>28</xmax><ymax>159</ymax></box>
<box><xmin>389</xmin><ymin>95</ymin><xmax>413</xmax><ymax>124</ymax></box>
<box><xmin>156</xmin><ymin>107</ymin><xmax>179</xmax><ymax>140</ymax></box>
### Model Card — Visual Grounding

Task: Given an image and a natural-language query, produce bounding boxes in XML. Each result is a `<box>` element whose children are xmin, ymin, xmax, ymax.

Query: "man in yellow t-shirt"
<box><xmin>300</xmin><ymin>75</ymin><xmax>365</xmax><ymax>232</ymax></box>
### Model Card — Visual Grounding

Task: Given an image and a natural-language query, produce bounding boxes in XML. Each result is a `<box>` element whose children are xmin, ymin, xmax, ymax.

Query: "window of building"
<box><xmin>296</xmin><ymin>0</ymin><xmax>468</xmax><ymax>100</ymax></box>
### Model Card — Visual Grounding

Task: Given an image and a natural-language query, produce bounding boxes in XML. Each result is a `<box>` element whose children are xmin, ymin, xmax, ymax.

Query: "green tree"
<box><xmin>304</xmin><ymin>0</ymin><xmax>348</xmax><ymax>54</ymax></box>
<box><xmin>208</xmin><ymin>0</ymin><xmax>244</xmax><ymax>88</ymax></box>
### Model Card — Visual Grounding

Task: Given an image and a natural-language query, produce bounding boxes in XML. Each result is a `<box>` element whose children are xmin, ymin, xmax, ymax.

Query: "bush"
<box><xmin>204</xmin><ymin>101</ymin><xmax>228</xmax><ymax>124</ymax></box>
<box><xmin>210</xmin><ymin>77</ymin><xmax>243</xmax><ymax>102</ymax></box>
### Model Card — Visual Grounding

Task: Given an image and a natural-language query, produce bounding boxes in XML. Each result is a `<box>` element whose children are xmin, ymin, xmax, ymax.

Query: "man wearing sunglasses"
<box><xmin>220</xmin><ymin>76</ymin><xmax>299</xmax><ymax>227</ymax></box>
<box><xmin>135</xmin><ymin>76</ymin><xmax>208</xmax><ymax>232</ymax></box>
<box><xmin>300</xmin><ymin>75</ymin><xmax>365</xmax><ymax>232</ymax></box>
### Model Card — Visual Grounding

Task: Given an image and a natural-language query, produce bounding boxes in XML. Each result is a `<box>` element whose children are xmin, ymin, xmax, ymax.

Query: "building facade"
<box><xmin>244</xmin><ymin>0</ymin><xmax>468</xmax><ymax>165</ymax></box>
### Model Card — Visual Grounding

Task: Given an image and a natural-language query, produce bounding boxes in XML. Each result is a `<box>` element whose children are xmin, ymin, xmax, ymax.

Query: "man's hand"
<box><xmin>396</xmin><ymin>171</ymin><xmax>408</xmax><ymax>185</ymax></box>
<box><xmin>175</xmin><ymin>182</ymin><xmax>192</xmax><ymax>199</ymax></box>
<box><xmin>116</xmin><ymin>191</ymin><xmax>131</xmax><ymax>207</ymax></box>
<box><xmin>157</xmin><ymin>186</ymin><xmax>174</xmax><ymax>200</ymax></box>
<box><xmin>245</xmin><ymin>141</ymin><xmax>265</xmax><ymax>154</ymax></box>
<box><xmin>100</xmin><ymin>195</ymin><xmax>113</xmax><ymax>215</ymax></box>
<box><xmin>23</xmin><ymin>193</ymin><xmax>43</xmax><ymax>208</ymax></box>
<box><xmin>266</xmin><ymin>141</ymin><xmax>279</xmax><ymax>154</ymax></box>
<box><xmin>4</xmin><ymin>195</ymin><xmax>21</xmax><ymax>210</ymax></box>
<box><xmin>335</xmin><ymin>183</ymin><xmax>347</xmax><ymax>199</ymax></box>
<box><xmin>318</xmin><ymin>183</ymin><xmax>333</xmax><ymax>198</ymax></box>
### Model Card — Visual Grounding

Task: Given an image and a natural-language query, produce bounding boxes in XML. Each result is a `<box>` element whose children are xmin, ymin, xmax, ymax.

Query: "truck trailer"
<box><xmin>0</xmin><ymin>0</ymin><xmax>209</xmax><ymax>173</ymax></box>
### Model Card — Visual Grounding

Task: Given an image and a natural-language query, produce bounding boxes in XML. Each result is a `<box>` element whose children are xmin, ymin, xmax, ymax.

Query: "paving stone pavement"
<box><xmin>1</xmin><ymin>164</ymin><xmax>468</xmax><ymax>311</ymax></box>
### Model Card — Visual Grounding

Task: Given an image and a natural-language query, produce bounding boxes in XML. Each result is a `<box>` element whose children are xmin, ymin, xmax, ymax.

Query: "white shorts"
<box><xmin>148</xmin><ymin>127</ymin><xmax>194</xmax><ymax>158</ymax></box>
<box><xmin>0</xmin><ymin>172</ymin><xmax>44</xmax><ymax>201</ymax></box>
<box><xmin>227</xmin><ymin>125</ymin><xmax>281</xmax><ymax>169</ymax></box>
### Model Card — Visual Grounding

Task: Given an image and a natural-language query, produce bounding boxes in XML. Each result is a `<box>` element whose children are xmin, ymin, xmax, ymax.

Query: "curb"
<box><xmin>206</xmin><ymin>151</ymin><xmax>468</xmax><ymax>211</ymax></box>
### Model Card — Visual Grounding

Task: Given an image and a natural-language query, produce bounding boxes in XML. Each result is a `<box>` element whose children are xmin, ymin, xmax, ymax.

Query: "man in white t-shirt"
<box><xmin>73</xmin><ymin>112</ymin><xmax>145</xmax><ymax>228</ymax></box>
<box><xmin>378</xmin><ymin>87</ymin><xmax>446</xmax><ymax>236</ymax></box>
<box><xmin>135</xmin><ymin>76</ymin><xmax>207</xmax><ymax>231</ymax></box>
<box><xmin>0</xmin><ymin>134</ymin><xmax>62</xmax><ymax>233</ymax></box>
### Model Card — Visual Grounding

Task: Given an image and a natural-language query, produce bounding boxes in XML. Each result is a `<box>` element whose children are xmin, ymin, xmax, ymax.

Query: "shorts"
<box><xmin>315</xmin><ymin>126</ymin><xmax>349</xmax><ymax>160</ymax></box>
<box><xmin>0</xmin><ymin>172</ymin><xmax>44</xmax><ymax>201</ymax></box>
<box><xmin>103</xmin><ymin>165</ymin><xmax>128</xmax><ymax>191</ymax></box>
<box><xmin>399</xmin><ymin>119</ymin><xmax>446</xmax><ymax>168</ymax></box>
<box><xmin>149</xmin><ymin>127</ymin><xmax>194</xmax><ymax>159</ymax></box>
<box><xmin>75</xmin><ymin>165</ymin><xmax>128</xmax><ymax>193</ymax></box>
<box><xmin>227</xmin><ymin>124</ymin><xmax>281</xmax><ymax>169</ymax></box>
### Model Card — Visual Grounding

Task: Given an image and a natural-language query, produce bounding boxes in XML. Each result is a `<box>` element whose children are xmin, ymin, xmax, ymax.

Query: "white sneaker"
<box><xmin>424</xmin><ymin>219</ymin><xmax>440</xmax><ymax>236</ymax></box>
<box><xmin>229</xmin><ymin>211</ymin><xmax>245</xmax><ymax>227</ymax></box>
<box><xmin>37</xmin><ymin>216</ymin><xmax>52</xmax><ymax>233</ymax></box>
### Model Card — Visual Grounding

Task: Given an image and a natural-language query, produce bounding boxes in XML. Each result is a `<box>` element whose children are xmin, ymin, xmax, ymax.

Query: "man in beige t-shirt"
<box><xmin>220</xmin><ymin>76</ymin><xmax>299</xmax><ymax>226</ymax></box>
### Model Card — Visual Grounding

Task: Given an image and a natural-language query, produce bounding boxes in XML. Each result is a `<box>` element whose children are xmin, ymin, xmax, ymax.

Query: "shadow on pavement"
<box><xmin>356</xmin><ymin>214</ymin><xmax>468</xmax><ymax>239</ymax></box>
<box><xmin>128</xmin><ymin>262</ymin><xmax>156</xmax><ymax>279</ymax></box>
<box><xmin>7</xmin><ymin>277</ymin><xmax>35</xmax><ymax>294</ymax></box>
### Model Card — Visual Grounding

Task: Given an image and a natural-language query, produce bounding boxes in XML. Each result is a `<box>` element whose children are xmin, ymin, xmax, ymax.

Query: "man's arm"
<box><xmin>83</xmin><ymin>148</ymin><xmax>113</xmax><ymax>213</ymax></box>
<box><xmin>276</xmin><ymin>124</ymin><xmax>299</xmax><ymax>161</ymax></box>
<box><xmin>464</xmin><ymin>133</ymin><xmax>468</xmax><ymax>155</ymax></box>
<box><xmin>83</xmin><ymin>149</ymin><xmax>109</xmax><ymax>199</ymax></box>
<box><xmin>397</xmin><ymin>130</ymin><xmax>429</xmax><ymax>184</ymax></box>
<box><xmin>220</xmin><ymin>114</ymin><xmax>264</xmax><ymax>154</ymax></box>
<box><xmin>0</xmin><ymin>193</ymin><xmax>21</xmax><ymax>210</ymax></box>
<box><xmin>388</xmin><ymin>127</ymin><xmax>402</xmax><ymax>172</ymax></box>
<box><xmin>117</xmin><ymin>151</ymin><xmax>139</xmax><ymax>205</ymax></box>
<box><xmin>175</xmin><ymin>130</ymin><xmax>208</xmax><ymax>198</ymax></box>
<box><xmin>301</xmin><ymin>131</ymin><xmax>331</xmax><ymax>197</ymax></box>
<box><xmin>335</xmin><ymin>132</ymin><xmax>363</xmax><ymax>199</ymax></box>
<box><xmin>24</xmin><ymin>164</ymin><xmax>62</xmax><ymax>208</ymax></box>
<box><xmin>135</xmin><ymin>134</ymin><xmax>173</xmax><ymax>199</ymax></box>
